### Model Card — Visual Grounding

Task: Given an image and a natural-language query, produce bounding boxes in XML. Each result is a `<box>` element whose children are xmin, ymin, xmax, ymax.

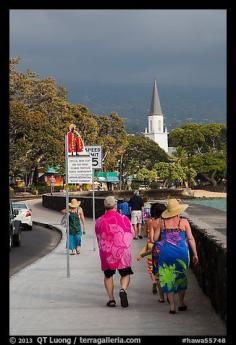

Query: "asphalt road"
<box><xmin>10</xmin><ymin>224</ymin><xmax>62</xmax><ymax>277</ymax></box>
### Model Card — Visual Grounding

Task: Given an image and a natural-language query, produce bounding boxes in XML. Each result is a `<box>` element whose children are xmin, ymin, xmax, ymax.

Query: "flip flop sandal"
<box><xmin>169</xmin><ymin>310</ymin><xmax>176</xmax><ymax>314</ymax></box>
<box><xmin>76</xmin><ymin>250</ymin><xmax>80</xmax><ymax>254</ymax></box>
<box><xmin>158</xmin><ymin>299</ymin><xmax>165</xmax><ymax>303</ymax></box>
<box><xmin>107</xmin><ymin>300</ymin><xmax>116</xmax><ymax>307</ymax></box>
<box><xmin>178</xmin><ymin>305</ymin><xmax>187</xmax><ymax>311</ymax></box>
<box><xmin>119</xmin><ymin>289</ymin><xmax>129</xmax><ymax>308</ymax></box>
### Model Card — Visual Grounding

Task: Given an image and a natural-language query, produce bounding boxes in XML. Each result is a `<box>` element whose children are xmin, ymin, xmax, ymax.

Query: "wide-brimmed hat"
<box><xmin>104</xmin><ymin>196</ymin><xmax>117</xmax><ymax>208</ymax></box>
<box><xmin>161</xmin><ymin>198</ymin><xmax>189</xmax><ymax>218</ymax></box>
<box><xmin>68</xmin><ymin>199</ymin><xmax>81</xmax><ymax>208</ymax></box>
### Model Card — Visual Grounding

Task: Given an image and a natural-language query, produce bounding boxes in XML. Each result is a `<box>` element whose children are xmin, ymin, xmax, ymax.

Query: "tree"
<box><xmin>94</xmin><ymin>112</ymin><xmax>128</xmax><ymax>171</ymax></box>
<box><xmin>190</xmin><ymin>152</ymin><xmax>226</xmax><ymax>187</ymax></box>
<box><xmin>201</xmin><ymin>123</ymin><xmax>226</xmax><ymax>153</ymax></box>
<box><xmin>169</xmin><ymin>122</ymin><xmax>226</xmax><ymax>156</ymax></box>
<box><xmin>153</xmin><ymin>162</ymin><xmax>187</xmax><ymax>187</ymax></box>
<box><xmin>169</xmin><ymin>123</ymin><xmax>205</xmax><ymax>155</ymax></box>
<box><xmin>168</xmin><ymin>123</ymin><xmax>226</xmax><ymax>186</ymax></box>
<box><xmin>10</xmin><ymin>58</ymin><xmax>102</xmax><ymax>183</ymax></box>
<box><xmin>122</xmin><ymin>135</ymin><xmax>169</xmax><ymax>179</ymax></box>
<box><xmin>173</xmin><ymin>147</ymin><xmax>197</xmax><ymax>187</ymax></box>
<box><xmin>10</xmin><ymin>100</ymin><xmax>64</xmax><ymax>185</ymax></box>
<box><xmin>136</xmin><ymin>168</ymin><xmax>157</xmax><ymax>185</ymax></box>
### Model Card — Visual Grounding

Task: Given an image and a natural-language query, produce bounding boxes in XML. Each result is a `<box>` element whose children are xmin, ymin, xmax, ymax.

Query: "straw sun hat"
<box><xmin>161</xmin><ymin>198</ymin><xmax>189</xmax><ymax>219</ymax></box>
<box><xmin>104</xmin><ymin>196</ymin><xmax>117</xmax><ymax>208</ymax></box>
<box><xmin>68</xmin><ymin>199</ymin><xmax>81</xmax><ymax>208</ymax></box>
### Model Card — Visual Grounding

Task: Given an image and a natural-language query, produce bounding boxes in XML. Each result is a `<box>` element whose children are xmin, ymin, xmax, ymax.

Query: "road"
<box><xmin>10</xmin><ymin>224</ymin><xmax>62</xmax><ymax>277</ymax></box>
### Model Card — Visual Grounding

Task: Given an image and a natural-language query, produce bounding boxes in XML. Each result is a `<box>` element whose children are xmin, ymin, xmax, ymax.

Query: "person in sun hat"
<box><xmin>61</xmin><ymin>198</ymin><xmax>86</xmax><ymax>235</ymax></box>
<box><xmin>151</xmin><ymin>198</ymin><xmax>199</xmax><ymax>314</ymax></box>
<box><xmin>67</xmin><ymin>198</ymin><xmax>83</xmax><ymax>255</ymax></box>
<box><xmin>95</xmin><ymin>195</ymin><xmax>134</xmax><ymax>308</ymax></box>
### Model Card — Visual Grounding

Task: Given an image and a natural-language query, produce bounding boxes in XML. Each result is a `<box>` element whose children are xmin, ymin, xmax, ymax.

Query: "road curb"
<box><xmin>32</xmin><ymin>220</ymin><xmax>63</xmax><ymax>242</ymax></box>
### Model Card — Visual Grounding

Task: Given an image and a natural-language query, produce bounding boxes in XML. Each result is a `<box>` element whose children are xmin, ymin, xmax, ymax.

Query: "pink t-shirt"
<box><xmin>95</xmin><ymin>210</ymin><xmax>134</xmax><ymax>271</ymax></box>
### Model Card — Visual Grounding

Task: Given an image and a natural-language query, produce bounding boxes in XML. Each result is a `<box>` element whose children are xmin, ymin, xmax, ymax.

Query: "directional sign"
<box><xmin>67</xmin><ymin>155</ymin><xmax>92</xmax><ymax>184</ymax></box>
<box><xmin>85</xmin><ymin>146</ymin><xmax>102</xmax><ymax>169</ymax></box>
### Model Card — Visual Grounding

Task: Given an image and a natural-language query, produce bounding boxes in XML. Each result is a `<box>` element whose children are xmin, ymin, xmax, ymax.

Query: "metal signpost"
<box><xmin>85</xmin><ymin>146</ymin><xmax>102</xmax><ymax>252</ymax></box>
<box><xmin>65</xmin><ymin>135</ymin><xmax>70</xmax><ymax>278</ymax></box>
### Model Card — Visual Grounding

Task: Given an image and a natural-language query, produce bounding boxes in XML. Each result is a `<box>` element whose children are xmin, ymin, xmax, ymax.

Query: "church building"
<box><xmin>144</xmin><ymin>80</ymin><xmax>169</xmax><ymax>153</ymax></box>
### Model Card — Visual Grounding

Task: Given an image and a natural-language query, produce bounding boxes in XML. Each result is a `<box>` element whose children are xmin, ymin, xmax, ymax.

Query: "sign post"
<box><xmin>92</xmin><ymin>168</ymin><xmax>96</xmax><ymax>251</ymax></box>
<box><xmin>65</xmin><ymin>134</ymin><xmax>70</xmax><ymax>278</ymax></box>
<box><xmin>85</xmin><ymin>145</ymin><xmax>102</xmax><ymax>252</ymax></box>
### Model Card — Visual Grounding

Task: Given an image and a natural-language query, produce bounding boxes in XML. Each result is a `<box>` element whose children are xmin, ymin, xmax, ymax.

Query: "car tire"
<box><xmin>13</xmin><ymin>232</ymin><xmax>21</xmax><ymax>247</ymax></box>
<box><xmin>22</xmin><ymin>224</ymin><xmax>28</xmax><ymax>231</ymax></box>
<box><xmin>28</xmin><ymin>225</ymin><xmax>33</xmax><ymax>231</ymax></box>
<box><xmin>12</xmin><ymin>220</ymin><xmax>22</xmax><ymax>247</ymax></box>
<box><xmin>9</xmin><ymin>235</ymin><xmax>13</xmax><ymax>251</ymax></box>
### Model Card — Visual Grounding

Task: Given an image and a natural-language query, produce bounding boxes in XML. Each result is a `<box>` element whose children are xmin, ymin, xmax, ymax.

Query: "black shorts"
<box><xmin>104</xmin><ymin>267</ymin><xmax>134</xmax><ymax>278</ymax></box>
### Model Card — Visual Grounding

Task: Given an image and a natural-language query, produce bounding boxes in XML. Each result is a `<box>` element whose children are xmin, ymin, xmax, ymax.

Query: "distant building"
<box><xmin>144</xmin><ymin>80</ymin><xmax>169</xmax><ymax>153</ymax></box>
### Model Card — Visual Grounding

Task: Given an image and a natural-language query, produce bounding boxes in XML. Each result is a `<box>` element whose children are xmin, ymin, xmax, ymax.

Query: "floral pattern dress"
<box><xmin>152</xmin><ymin>217</ymin><xmax>190</xmax><ymax>293</ymax></box>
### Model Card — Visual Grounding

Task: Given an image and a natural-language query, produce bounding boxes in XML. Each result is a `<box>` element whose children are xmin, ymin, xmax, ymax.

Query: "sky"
<box><xmin>10</xmin><ymin>9</ymin><xmax>226</xmax><ymax>89</ymax></box>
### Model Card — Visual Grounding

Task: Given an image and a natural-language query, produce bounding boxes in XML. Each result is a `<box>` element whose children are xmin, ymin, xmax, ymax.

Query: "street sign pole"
<box><xmin>65</xmin><ymin>134</ymin><xmax>70</xmax><ymax>278</ymax></box>
<box><xmin>92</xmin><ymin>168</ymin><xmax>96</xmax><ymax>251</ymax></box>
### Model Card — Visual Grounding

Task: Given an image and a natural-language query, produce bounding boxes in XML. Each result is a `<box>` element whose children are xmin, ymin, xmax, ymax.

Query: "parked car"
<box><xmin>12</xmin><ymin>202</ymin><xmax>33</xmax><ymax>230</ymax></box>
<box><xmin>9</xmin><ymin>202</ymin><xmax>23</xmax><ymax>250</ymax></box>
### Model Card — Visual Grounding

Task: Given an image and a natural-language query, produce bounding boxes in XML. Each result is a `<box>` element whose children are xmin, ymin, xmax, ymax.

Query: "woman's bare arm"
<box><xmin>184</xmin><ymin>219</ymin><xmax>199</xmax><ymax>265</ymax></box>
<box><xmin>137</xmin><ymin>245</ymin><xmax>148</xmax><ymax>261</ymax></box>
<box><xmin>79</xmin><ymin>208</ymin><xmax>86</xmax><ymax>231</ymax></box>
<box><xmin>152</xmin><ymin>219</ymin><xmax>161</xmax><ymax>242</ymax></box>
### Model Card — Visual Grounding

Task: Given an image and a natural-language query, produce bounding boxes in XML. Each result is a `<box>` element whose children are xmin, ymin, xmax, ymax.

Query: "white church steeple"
<box><xmin>144</xmin><ymin>80</ymin><xmax>168</xmax><ymax>152</ymax></box>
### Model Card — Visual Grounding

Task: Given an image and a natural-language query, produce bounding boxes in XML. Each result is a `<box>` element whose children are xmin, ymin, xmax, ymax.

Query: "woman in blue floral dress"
<box><xmin>151</xmin><ymin>199</ymin><xmax>199</xmax><ymax>314</ymax></box>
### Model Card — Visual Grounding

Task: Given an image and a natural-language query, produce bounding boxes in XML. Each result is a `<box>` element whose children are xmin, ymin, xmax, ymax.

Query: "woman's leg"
<box><xmin>178</xmin><ymin>289</ymin><xmax>187</xmax><ymax>307</ymax></box>
<box><xmin>167</xmin><ymin>292</ymin><xmax>176</xmax><ymax>312</ymax></box>
<box><xmin>150</xmin><ymin>272</ymin><xmax>156</xmax><ymax>283</ymax></box>
<box><xmin>156</xmin><ymin>280</ymin><xmax>164</xmax><ymax>301</ymax></box>
<box><xmin>150</xmin><ymin>273</ymin><xmax>158</xmax><ymax>295</ymax></box>
<box><xmin>76</xmin><ymin>235</ymin><xmax>81</xmax><ymax>254</ymax></box>
<box><xmin>69</xmin><ymin>235</ymin><xmax>75</xmax><ymax>254</ymax></box>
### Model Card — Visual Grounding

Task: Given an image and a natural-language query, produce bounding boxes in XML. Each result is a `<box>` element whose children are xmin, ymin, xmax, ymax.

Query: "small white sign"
<box><xmin>67</xmin><ymin>156</ymin><xmax>92</xmax><ymax>184</ymax></box>
<box><xmin>85</xmin><ymin>146</ymin><xmax>102</xmax><ymax>169</ymax></box>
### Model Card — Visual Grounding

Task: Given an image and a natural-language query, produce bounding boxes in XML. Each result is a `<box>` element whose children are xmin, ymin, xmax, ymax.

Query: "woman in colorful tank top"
<box><xmin>68</xmin><ymin>199</ymin><xmax>82</xmax><ymax>255</ymax></box>
<box><xmin>151</xmin><ymin>199</ymin><xmax>199</xmax><ymax>314</ymax></box>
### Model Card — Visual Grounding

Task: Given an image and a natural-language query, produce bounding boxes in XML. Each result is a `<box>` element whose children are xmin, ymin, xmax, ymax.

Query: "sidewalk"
<box><xmin>10</xmin><ymin>199</ymin><xmax>226</xmax><ymax>336</ymax></box>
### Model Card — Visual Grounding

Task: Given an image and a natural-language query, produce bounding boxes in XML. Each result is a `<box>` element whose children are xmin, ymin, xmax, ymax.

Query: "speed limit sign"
<box><xmin>85</xmin><ymin>146</ymin><xmax>102</xmax><ymax>169</ymax></box>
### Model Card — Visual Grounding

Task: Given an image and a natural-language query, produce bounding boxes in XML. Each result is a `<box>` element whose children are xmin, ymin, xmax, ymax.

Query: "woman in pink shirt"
<box><xmin>95</xmin><ymin>196</ymin><xmax>134</xmax><ymax>308</ymax></box>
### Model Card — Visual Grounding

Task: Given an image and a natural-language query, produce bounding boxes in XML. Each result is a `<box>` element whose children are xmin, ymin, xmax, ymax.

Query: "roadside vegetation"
<box><xmin>10</xmin><ymin>57</ymin><xmax>226</xmax><ymax>192</ymax></box>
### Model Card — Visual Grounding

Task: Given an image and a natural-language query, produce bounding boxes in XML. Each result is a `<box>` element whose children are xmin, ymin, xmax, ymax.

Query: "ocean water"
<box><xmin>188</xmin><ymin>198</ymin><xmax>226</xmax><ymax>212</ymax></box>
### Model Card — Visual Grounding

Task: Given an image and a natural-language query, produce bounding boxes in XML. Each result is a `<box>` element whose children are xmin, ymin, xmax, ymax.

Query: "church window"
<box><xmin>150</xmin><ymin>119</ymin><xmax>152</xmax><ymax>132</ymax></box>
<box><xmin>158</xmin><ymin>120</ymin><xmax>162</xmax><ymax>132</ymax></box>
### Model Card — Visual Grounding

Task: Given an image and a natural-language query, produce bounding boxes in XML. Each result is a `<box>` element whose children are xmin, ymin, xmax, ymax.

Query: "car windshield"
<box><xmin>12</xmin><ymin>203</ymin><xmax>27</xmax><ymax>209</ymax></box>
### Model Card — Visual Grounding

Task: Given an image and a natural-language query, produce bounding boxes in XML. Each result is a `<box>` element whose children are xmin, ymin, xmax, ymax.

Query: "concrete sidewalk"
<box><xmin>10</xmin><ymin>199</ymin><xmax>226</xmax><ymax>335</ymax></box>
